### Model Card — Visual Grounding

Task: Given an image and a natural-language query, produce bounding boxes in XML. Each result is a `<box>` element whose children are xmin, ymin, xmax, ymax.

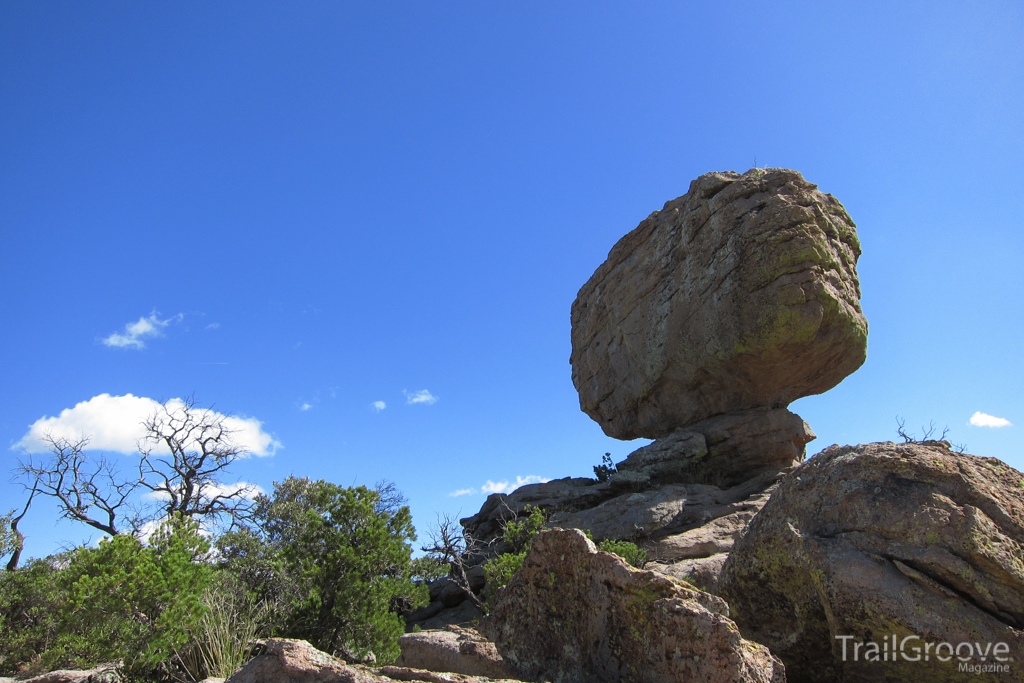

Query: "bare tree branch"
<box><xmin>420</xmin><ymin>513</ymin><xmax>488</xmax><ymax>612</ymax></box>
<box><xmin>18</xmin><ymin>435</ymin><xmax>142</xmax><ymax>537</ymax></box>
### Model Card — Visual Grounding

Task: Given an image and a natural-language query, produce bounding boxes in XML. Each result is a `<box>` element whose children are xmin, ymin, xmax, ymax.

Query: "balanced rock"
<box><xmin>718</xmin><ymin>441</ymin><xmax>1024</xmax><ymax>683</ymax></box>
<box><xmin>571</xmin><ymin>168</ymin><xmax>867</xmax><ymax>439</ymax></box>
<box><xmin>482</xmin><ymin>528</ymin><xmax>786</xmax><ymax>683</ymax></box>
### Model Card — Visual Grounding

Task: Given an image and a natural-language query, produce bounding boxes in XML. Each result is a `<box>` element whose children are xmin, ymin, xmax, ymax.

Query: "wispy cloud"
<box><xmin>300</xmin><ymin>402</ymin><xmax>313</xmax><ymax>411</ymax></box>
<box><xmin>404</xmin><ymin>389</ymin><xmax>438</xmax><ymax>405</ymax></box>
<box><xmin>102</xmin><ymin>311</ymin><xmax>183</xmax><ymax>349</ymax></box>
<box><xmin>15</xmin><ymin>393</ymin><xmax>280</xmax><ymax>456</ymax></box>
<box><xmin>481</xmin><ymin>475</ymin><xmax>551</xmax><ymax>495</ymax></box>
<box><xmin>448</xmin><ymin>488</ymin><xmax>475</xmax><ymax>497</ymax></box>
<box><xmin>206</xmin><ymin>323</ymin><xmax>220</xmax><ymax>330</ymax></box>
<box><xmin>969</xmin><ymin>411</ymin><xmax>1012</xmax><ymax>428</ymax></box>
<box><xmin>371</xmin><ymin>401</ymin><xmax>387</xmax><ymax>412</ymax></box>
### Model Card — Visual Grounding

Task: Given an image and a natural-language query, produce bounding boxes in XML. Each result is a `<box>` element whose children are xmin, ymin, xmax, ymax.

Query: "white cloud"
<box><xmin>480</xmin><ymin>475</ymin><xmax>551</xmax><ymax>495</ymax></box>
<box><xmin>102</xmin><ymin>311</ymin><xmax>183</xmax><ymax>349</ymax></box>
<box><xmin>969</xmin><ymin>411</ymin><xmax>1012</xmax><ymax>428</ymax></box>
<box><xmin>15</xmin><ymin>393</ymin><xmax>280</xmax><ymax>456</ymax></box>
<box><xmin>404</xmin><ymin>389</ymin><xmax>438</xmax><ymax>405</ymax></box>
<box><xmin>448</xmin><ymin>488</ymin><xmax>475</xmax><ymax>497</ymax></box>
<box><xmin>300</xmin><ymin>402</ymin><xmax>313</xmax><ymax>411</ymax></box>
<box><xmin>206</xmin><ymin>323</ymin><xmax>220</xmax><ymax>330</ymax></box>
<box><xmin>143</xmin><ymin>480</ymin><xmax>264</xmax><ymax>501</ymax></box>
<box><xmin>371</xmin><ymin>401</ymin><xmax>387</xmax><ymax>412</ymax></box>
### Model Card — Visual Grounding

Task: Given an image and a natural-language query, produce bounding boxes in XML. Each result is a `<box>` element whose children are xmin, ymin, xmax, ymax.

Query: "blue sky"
<box><xmin>2</xmin><ymin>1</ymin><xmax>1022</xmax><ymax>559</ymax></box>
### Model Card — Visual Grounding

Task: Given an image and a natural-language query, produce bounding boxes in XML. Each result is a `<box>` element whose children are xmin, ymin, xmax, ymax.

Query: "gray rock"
<box><xmin>615</xmin><ymin>407</ymin><xmax>814</xmax><ymax>488</ymax></box>
<box><xmin>719</xmin><ymin>441</ymin><xmax>1024</xmax><ymax>683</ymax></box>
<box><xmin>571</xmin><ymin>168</ymin><xmax>866</xmax><ymax>439</ymax></box>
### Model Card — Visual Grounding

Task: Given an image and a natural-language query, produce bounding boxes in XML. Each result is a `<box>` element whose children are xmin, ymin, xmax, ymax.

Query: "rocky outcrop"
<box><xmin>395</xmin><ymin>627</ymin><xmax>514</xmax><ymax>679</ymax></box>
<box><xmin>613</xmin><ymin>407</ymin><xmax>814</xmax><ymax>488</ymax></box>
<box><xmin>0</xmin><ymin>666</ymin><xmax>119</xmax><ymax>683</ymax></box>
<box><xmin>482</xmin><ymin>528</ymin><xmax>786</xmax><ymax>683</ymax></box>
<box><xmin>224</xmin><ymin>639</ymin><xmax>526</xmax><ymax>683</ymax></box>
<box><xmin>718</xmin><ymin>441</ymin><xmax>1024</xmax><ymax>683</ymax></box>
<box><xmin>225</xmin><ymin>639</ymin><xmax>374</xmax><ymax>683</ymax></box>
<box><xmin>570</xmin><ymin>168</ymin><xmax>866</xmax><ymax>440</ymax></box>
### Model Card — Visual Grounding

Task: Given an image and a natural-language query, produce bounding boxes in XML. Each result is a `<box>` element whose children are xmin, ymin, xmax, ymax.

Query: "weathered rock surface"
<box><xmin>482</xmin><ymin>528</ymin><xmax>785</xmax><ymax>683</ymax></box>
<box><xmin>225</xmin><ymin>639</ymin><xmax>373</xmax><ymax>683</ymax></box>
<box><xmin>719</xmin><ymin>441</ymin><xmax>1024</xmax><ymax>683</ymax></box>
<box><xmin>571</xmin><ymin>168</ymin><xmax>866</xmax><ymax>439</ymax></box>
<box><xmin>0</xmin><ymin>666</ymin><xmax>119</xmax><ymax>683</ymax></box>
<box><xmin>395</xmin><ymin>627</ymin><xmax>514</xmax><ymax>679</ymax></box>
<box><xmin>614</xmin><ymin>407</ymin><xmax>814</xmax><ymax>488</ymax></box>
<box><xmin>225</xmin><ymin>639</ymin><xmax>525</xmax><ymax>683</ymax></box>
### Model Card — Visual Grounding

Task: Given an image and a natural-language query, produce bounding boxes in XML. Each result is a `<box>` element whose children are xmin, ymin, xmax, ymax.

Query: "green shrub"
<box><xmin>482</xmin><ymin>551</ymin><xmax>525</xmax><ymax>599</ymax></box>
<box><xmin>598</xmin><ymin>539</ymin><xmax>647</xmax><ymax>568</ymax></box>
<box><xmin>0</xmin><ymin>517</ymin><xmax>213</xmax><ymax>678</ymax></box>
<box><xmin>176</xmin><ymin>572</ymin><xmax>269</xmax><ymax>681</ymax></box>
<box><xmin>593</xmin><ymin>453</ymin><xmax>617</xmax><ymax>482</ymax></box>
<box><xmin>220</xmin><ymin>477</ymin><xmax>427</xmax><ymax>663</ymax></box>
<box><xmin>0</xmin><ymin>554</ymin><xmax>69</xmax><ymax>674</ymax></box>
<box><xmin>501</xmin><ymin>505</ymin><xmax>546</xmax><ymax>553</ymax></box>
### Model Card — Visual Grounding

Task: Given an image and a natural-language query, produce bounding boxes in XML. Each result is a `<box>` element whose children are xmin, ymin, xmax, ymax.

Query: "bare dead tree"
<box><xmin>18</xmin><ymin>435</ymin><xmax>143</xmax><ymax>537</ymax></box>
<box><xmin>15</xmin><ymin>399</ymin><xmax>260</xmax><ymax>545</ymax></box>
<box><xmin>136</xmin><ymin>397</ymin><xmax>259</xmax><ymax>533</ymax></box>
<box><xmin>3</xmin><ymin>483</ymin><xmax>39</xmax><ymax>571</ymax></box>
<box><xmin>420</xmin><ymin>513</ymin><xmax>487</xmax><ymax>612</ymax></box>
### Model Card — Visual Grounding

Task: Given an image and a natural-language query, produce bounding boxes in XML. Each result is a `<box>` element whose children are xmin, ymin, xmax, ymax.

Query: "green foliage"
<box><xmin>0</xmin><ymin>510</ymin><xmax>16</xmax><ymax>561</ymax></box>
<box><xmin>0</xmin><ymin>517</ymin><xmax>213</xmax><ymax>678</ymax></box>
<box><xmin>177</xmin><ymin>572</ymin><xmax>270</xmax><ymax>681</ymax></box>
<box><xmin>593</xmin><ymin>453</ymin><xmax>617</xmax><ymax>482</ymax></box>
<box><xmin>501</xmin><ymin>505</ymin><xmax>547</xmax><ymax>553</ymax></box>
<box><xmin>598</xmin><ymin>539</ymin><xmax>647</xmax><ymax>568</ymax></box>
<box><xmin>409</xmin><ymin>555</ymin><xmax>449</xmax><ymax>583</ymax></box>
<box><xmin>482</xmin><ymin>551</ymin><xmax>525</xmax><ymax>599</ymax></box>
<box><xmin>220</xmin><ymin>477</ymin><xmax>426</xmax><ymax>663</ymax></box>
<box><xmin>0</xmin><ymin>554</ymin><xmax>68</xmax><ymax>674</ymax></box>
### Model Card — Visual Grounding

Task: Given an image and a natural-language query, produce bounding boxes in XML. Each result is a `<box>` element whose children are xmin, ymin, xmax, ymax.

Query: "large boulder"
<box><xmin>395</xmin><ymin>627</ymin><xmax>515</xmax><ymax>679</ymax></box>
<box><xmin>570</xmin><ymin>168</ymin><xmax>866</xmax><ymax>439</ymax></box>
<box><xmin>718</xmin><ymin>441</ymin><xmax>1024</xmax><ymax>683</ymax></box>
<box><xmin>482</xmin><ymin>528</ymin><xmax>785</xmax><ymax>683</ymax></box>
<box><xmin>614</xmin><ymin>407</ymin><xmax>814</xmax><ymax>488</ymax></box>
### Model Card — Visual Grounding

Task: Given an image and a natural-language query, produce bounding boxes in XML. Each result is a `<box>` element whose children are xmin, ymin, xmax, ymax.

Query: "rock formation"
<box><xmin>718</xmin><ymin>441</ymin><xmax>1024</xmax><ymax>683</ymax></box>
<box><xmin>570</xmin><ymin>168</ymin><xmax>867</xmax><ymax>440</ymax></box>
<box><xmin>224</xmin><ymin>638</ymin><xmax>525</xmax><ymax>683</ymax></box>
<box><xmin>428</xmin><ymin>168</ymin><xmax>866</xmax><ymax>619</ymax></box>
<box><xmin>395</xmin><ymin>627</ymin><xmax>515</xmax><ymax>679</ymax></box>
<box><xmin>481</xmin><ymin>528</ymin><xmax>785</xmax><ymax>683</ymax></box>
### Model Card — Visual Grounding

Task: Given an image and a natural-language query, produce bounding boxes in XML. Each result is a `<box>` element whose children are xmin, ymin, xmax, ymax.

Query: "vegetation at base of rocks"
<box><xmin>1</xmin><ymin>431</ymin><xmax>426</xmax><ymax>681</ymax></box>
<box><xmin>215</xmin><ymin>477</ymin><xmax>427</xmax><ymax>664</ymax></box>
<box><xmin>593</xmin><ymin>453</ymin><xmax>617</xmax><ymax>482</ymax></box>
<box><xmin>500</xmin><ymin>505</ymin><xmax>547</xmax><ymax>553</ymax></box>
<box><xmin>597</xmin><ymin>539</ymin><xmax>647</xmax><ymax>569</ymax></box>
<box><xmin>483</xmin><ymin>551</ymin><xmax>526</xmax><ymax>599</ymax></box>
<box><xmin>894</xmin><ymin>415</ymin><xmax>967</xmax><ymax>453</ymax></box>
<box><xmin>0</xmin><ymin>516</ymin><xmax>213</xmax><ymax>678</ymax></box>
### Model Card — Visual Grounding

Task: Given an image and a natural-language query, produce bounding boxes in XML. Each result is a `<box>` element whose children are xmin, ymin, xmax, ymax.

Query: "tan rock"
<box><xmin>395</xmin><ymin>627</ymin><xmax>514</xmax><ymax>679</ymax></box>
<box><xmin>482</xmin><ymin>528</ymin><xmax>785</xmax><ymax>683</ymax></box>
<box><xmin>652</xmin><ymin>554</ymin><xmax>727</xmax><ymax>593</ymax></box>
<box><xmin>224</xmin><ymin>639</ymin><xmax>375</xmax><ymax>683</ymax></box>
<box><xmin>571</xmin><ymin>168</ymin><xmax>866</xmax><ymax>439</ymax></box>
<box><xmin>719</xmin><ymin>441</ymin><xmax>1024</xmax><ymax>683</ymax></box>
<box><xmin>7</xmin><ymin>665</ymin><xmax>120</xmax><ymax>683</ymax></box>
